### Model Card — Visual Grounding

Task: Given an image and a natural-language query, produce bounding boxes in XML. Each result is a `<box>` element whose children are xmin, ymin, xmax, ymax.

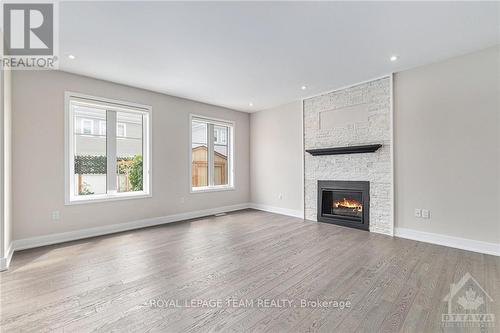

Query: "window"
<box><xmin>190</xmin><ymin>115</ymin><xmax>233</xmax><ymax>192</ymax></box>
<box><xmin>65</xmin><ymin>92</ymin><xmax>151</xmax><ymax>204</ymax></box>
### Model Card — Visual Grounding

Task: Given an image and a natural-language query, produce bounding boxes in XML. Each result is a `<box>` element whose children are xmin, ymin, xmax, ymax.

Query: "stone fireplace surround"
<box><xmin>303</xmin><ymin>76</ymin><xmax>394</xmax><ymax>235</ymax></box>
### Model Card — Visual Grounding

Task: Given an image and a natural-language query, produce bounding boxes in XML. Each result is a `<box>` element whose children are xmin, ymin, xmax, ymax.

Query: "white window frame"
<box><xmin>65</xmin><ymin>92</ymin><xmax>152</xmax><ymax>205</ymax></box>
<box><xmin>189</xmin><ymin>114</ymin><xmax>234</xmax><ymax>193</ymax></box>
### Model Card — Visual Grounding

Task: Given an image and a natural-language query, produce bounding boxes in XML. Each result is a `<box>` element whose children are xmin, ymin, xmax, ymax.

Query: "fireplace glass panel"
<box><xmin>321</xmin><ymin>190</ymin><xmax>363</xmax><ymax>223</ymax></box>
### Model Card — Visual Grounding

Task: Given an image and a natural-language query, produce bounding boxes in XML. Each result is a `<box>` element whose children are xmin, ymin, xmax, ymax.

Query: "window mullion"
<box><xmin>208</xmin><ymin>123</ymin><xmax>215</xmax><ymax>187</ymax></box>
<box><xmin>106</xmin><ymin>110</ymin><xmax>118</xmax><ymax>194</ymax></box>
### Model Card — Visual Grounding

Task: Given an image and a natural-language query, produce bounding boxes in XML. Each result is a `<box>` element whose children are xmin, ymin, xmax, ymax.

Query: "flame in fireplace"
<box><xmin>333</xmin><ymin>198</ymin><xmax>362</xmax><ymax>211</ymax></box>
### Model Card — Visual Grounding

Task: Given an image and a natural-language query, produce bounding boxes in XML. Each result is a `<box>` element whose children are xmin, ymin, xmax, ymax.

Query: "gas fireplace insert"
<box><xmin>317</xmin><ymin>180</ymin><xmax>370</xmax><ymax>231</ymax></box>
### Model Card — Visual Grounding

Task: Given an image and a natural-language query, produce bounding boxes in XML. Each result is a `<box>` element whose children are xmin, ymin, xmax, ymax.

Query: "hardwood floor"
<box><xmin>1</xmin><ymin>209</ymin><xmax>499</xmax><ymax>332</ymax></box>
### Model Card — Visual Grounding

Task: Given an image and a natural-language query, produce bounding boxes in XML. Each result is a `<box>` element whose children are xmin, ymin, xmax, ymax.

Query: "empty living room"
<box><xmin>0</xmin><ymin>1</ymin><xmax>499</xmax><ymax>332</ymax></box>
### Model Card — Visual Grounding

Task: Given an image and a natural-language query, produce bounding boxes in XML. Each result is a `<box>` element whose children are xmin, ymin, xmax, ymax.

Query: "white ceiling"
<box><xmin>59</xmin><ymin>2</ymin><xmax>499</xmax><ymax>112</ymax></box>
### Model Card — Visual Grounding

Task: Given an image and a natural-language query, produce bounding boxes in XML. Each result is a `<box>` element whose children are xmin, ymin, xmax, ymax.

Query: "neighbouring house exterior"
<box><xmin>73</xmin><ymin>106</ymin><xmax>143</xmax><ymax>195</ymax></box>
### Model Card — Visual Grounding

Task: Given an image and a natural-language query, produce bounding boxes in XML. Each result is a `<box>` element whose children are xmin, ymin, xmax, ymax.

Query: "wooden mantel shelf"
<box><xmin>306</xmin><ymin>144</ymin><xmax>382</xmax><ymax>156</ymax></box>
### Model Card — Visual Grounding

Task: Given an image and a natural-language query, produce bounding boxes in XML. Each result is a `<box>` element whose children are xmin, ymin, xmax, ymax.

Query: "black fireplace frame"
<box><xmin>317</xmin><ymin>180</ymin><xmax>370</xmax><ymax>231</ymax></box>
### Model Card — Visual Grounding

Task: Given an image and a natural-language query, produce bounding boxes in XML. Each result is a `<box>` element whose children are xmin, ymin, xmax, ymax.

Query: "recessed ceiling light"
<box><xmin>68</xmin><ymin>54</ymin><xmax>76</xmax><ymax>60</ymax></box>
<box><xmin>249</xmin><ymin>102</ymin><xmax>253</xmax><ymax>107</ymax></box>
<box><xmin>301</xmin><ymin>85</ymin><xmax>307</xmax><ymax>90</ymax></box>
<box><xmin>390</xmin><ymin>55</ymin><xmax>398</xmax><ymax>62</ymax></box>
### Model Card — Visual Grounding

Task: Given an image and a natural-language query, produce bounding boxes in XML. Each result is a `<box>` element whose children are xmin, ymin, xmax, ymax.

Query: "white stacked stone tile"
<box><xmin>303</xmin><ymin>77</ymin><xmax>393</xmax><ymax>235</ymax></box>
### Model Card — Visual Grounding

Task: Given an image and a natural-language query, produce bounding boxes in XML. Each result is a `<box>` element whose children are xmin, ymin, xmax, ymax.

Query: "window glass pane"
<box><xmin>116</xmin><ymin>112</ymin><xmax>143</xmax><ymax>193</ymax></box>
<box><xmin>192</xmin><ymin>121</ymin><xmax>208</xmax><ymax>187</ymax></box>
<box><xmin>73</xmin><ymin>106</ymin><xmax>107</xmax><ymax>196</ymax></box>
<box><xmin>214</xmin><ymin>125</ymin><xmax>228</xmax><ymax>186</ymax></box>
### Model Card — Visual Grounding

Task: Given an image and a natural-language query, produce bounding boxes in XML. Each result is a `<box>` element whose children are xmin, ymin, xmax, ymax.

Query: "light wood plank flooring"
<box><xmin>1</xmin><ymin>209</ymin><xmax>499</xmax><ymax>332</ymax></box>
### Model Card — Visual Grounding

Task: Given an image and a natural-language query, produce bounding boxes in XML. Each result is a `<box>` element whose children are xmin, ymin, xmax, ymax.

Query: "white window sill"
<box><xmin>66</xmin><ymin>191</ymin><xmax>151</xmax><ymax>205</ymax></box>
<box><xmin>190</xmin><ymin>186</ymin><xmax>235</xmax><ymax>194</ymax></box>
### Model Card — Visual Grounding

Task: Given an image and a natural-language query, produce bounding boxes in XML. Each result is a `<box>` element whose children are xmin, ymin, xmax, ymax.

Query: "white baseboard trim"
<box><xmin>395</xmin><ymin>228</ymin><xmax>500</xmax><ymax>257</ymax></box>
<box><xmin>12</xmin><ymin>203</ymin><xmax>251</xmax><ymax>252</ymax></box>
<box><xmin>0</xmin><ymin>243</ymin><xmax>14</xmax><ymax>271</ymax></box>
<box><xmin>249</xmin><ymin>203</ymin><xmax>304</xmax><ymax>219</ymax></box>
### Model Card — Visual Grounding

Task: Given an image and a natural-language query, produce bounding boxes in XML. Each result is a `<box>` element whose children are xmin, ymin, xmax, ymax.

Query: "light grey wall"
<box><xmin>12</xmin><ymin>70</ymin><xmax>250</xmax><ymax>240</ymax></box>
<box><xmin>394</xmin><ymin>46</ymin><xmax>500</xmax><ymax>244</ymax></box>
<box><xmin>0</xmin><ymin>68</ymin><xmax>3</xmax><ymax>258</ymax></box>
<box><xmin>1</xmin><ymin>67</ymin><xmax>13</xmax><ymax>258</ymax></box>
<box><xmin>250</xmin><ymin>101</ymin><xmax>303</xmax><ymax>215</ymax></box>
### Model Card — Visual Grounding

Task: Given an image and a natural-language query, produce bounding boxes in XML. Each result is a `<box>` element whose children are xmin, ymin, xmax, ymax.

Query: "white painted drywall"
<box><xmin>1</xmin><ymin>66</ymin><xmax>13</xmax><ymax>263</ymax></box>
<box><xmin>3</xmin><ymin>69</ymin><xmax>12</xmax><ymax>256</ymax></box>
<box><xmin>250</xmin><ymin>101</ymin><xmax>303</xmax><ymax>215</ymax></box>
<box><xmin>0</xmin><ymin>67</ymin><xmax>3</xmax><ymax>258</ymax></box>
<box><xmin>12</xmin><ymin>70</ymin><xmax>250</xmax><ymax>240</ymax></box>
<box><xmin>394</xmin><ymin>46</ymin><xmax>500</xmax><ymax>244</ymax></box>
<box><xmin>57</xmin><ymin>2</ymin><xmax>500</xmax><ymax>111</ymax></box>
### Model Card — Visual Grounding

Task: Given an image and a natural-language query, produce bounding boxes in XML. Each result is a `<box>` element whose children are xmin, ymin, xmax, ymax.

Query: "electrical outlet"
<box><xmin>52</xmin><ymin>211</ymin><xmax>60</xmax><ymax>221</ymax></box>
<box><xmin>422</xmin><ymin>209</ymin><xmax>430</xmax><ymax>219</ymax></box>
<box><xmin>278</xmin><ymin>193</ymin><xmax>283</xmax><ymax>200</ymax></box>
<box><xmin>414</xmin><ymin>208</ymin><xmax>421</xmax><ymax>218</ymax></box>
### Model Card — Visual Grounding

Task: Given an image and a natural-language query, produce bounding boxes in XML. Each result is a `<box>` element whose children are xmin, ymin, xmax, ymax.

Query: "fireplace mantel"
<box><xmin>306</xmin><ymin>144</ymin><xmax>382</xmax><ymax>156</ymax></box>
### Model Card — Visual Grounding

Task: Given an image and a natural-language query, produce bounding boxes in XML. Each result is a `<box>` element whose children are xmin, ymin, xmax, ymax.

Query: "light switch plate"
<box><xmin>414</xmin><ymin>208</ymin><xmax>422</xmax><ymax>218</ymax></box>
<box><xmin>422</xmin><ymin>209</ymin><xmax>430</xmax><ymax>219</ymax></box>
